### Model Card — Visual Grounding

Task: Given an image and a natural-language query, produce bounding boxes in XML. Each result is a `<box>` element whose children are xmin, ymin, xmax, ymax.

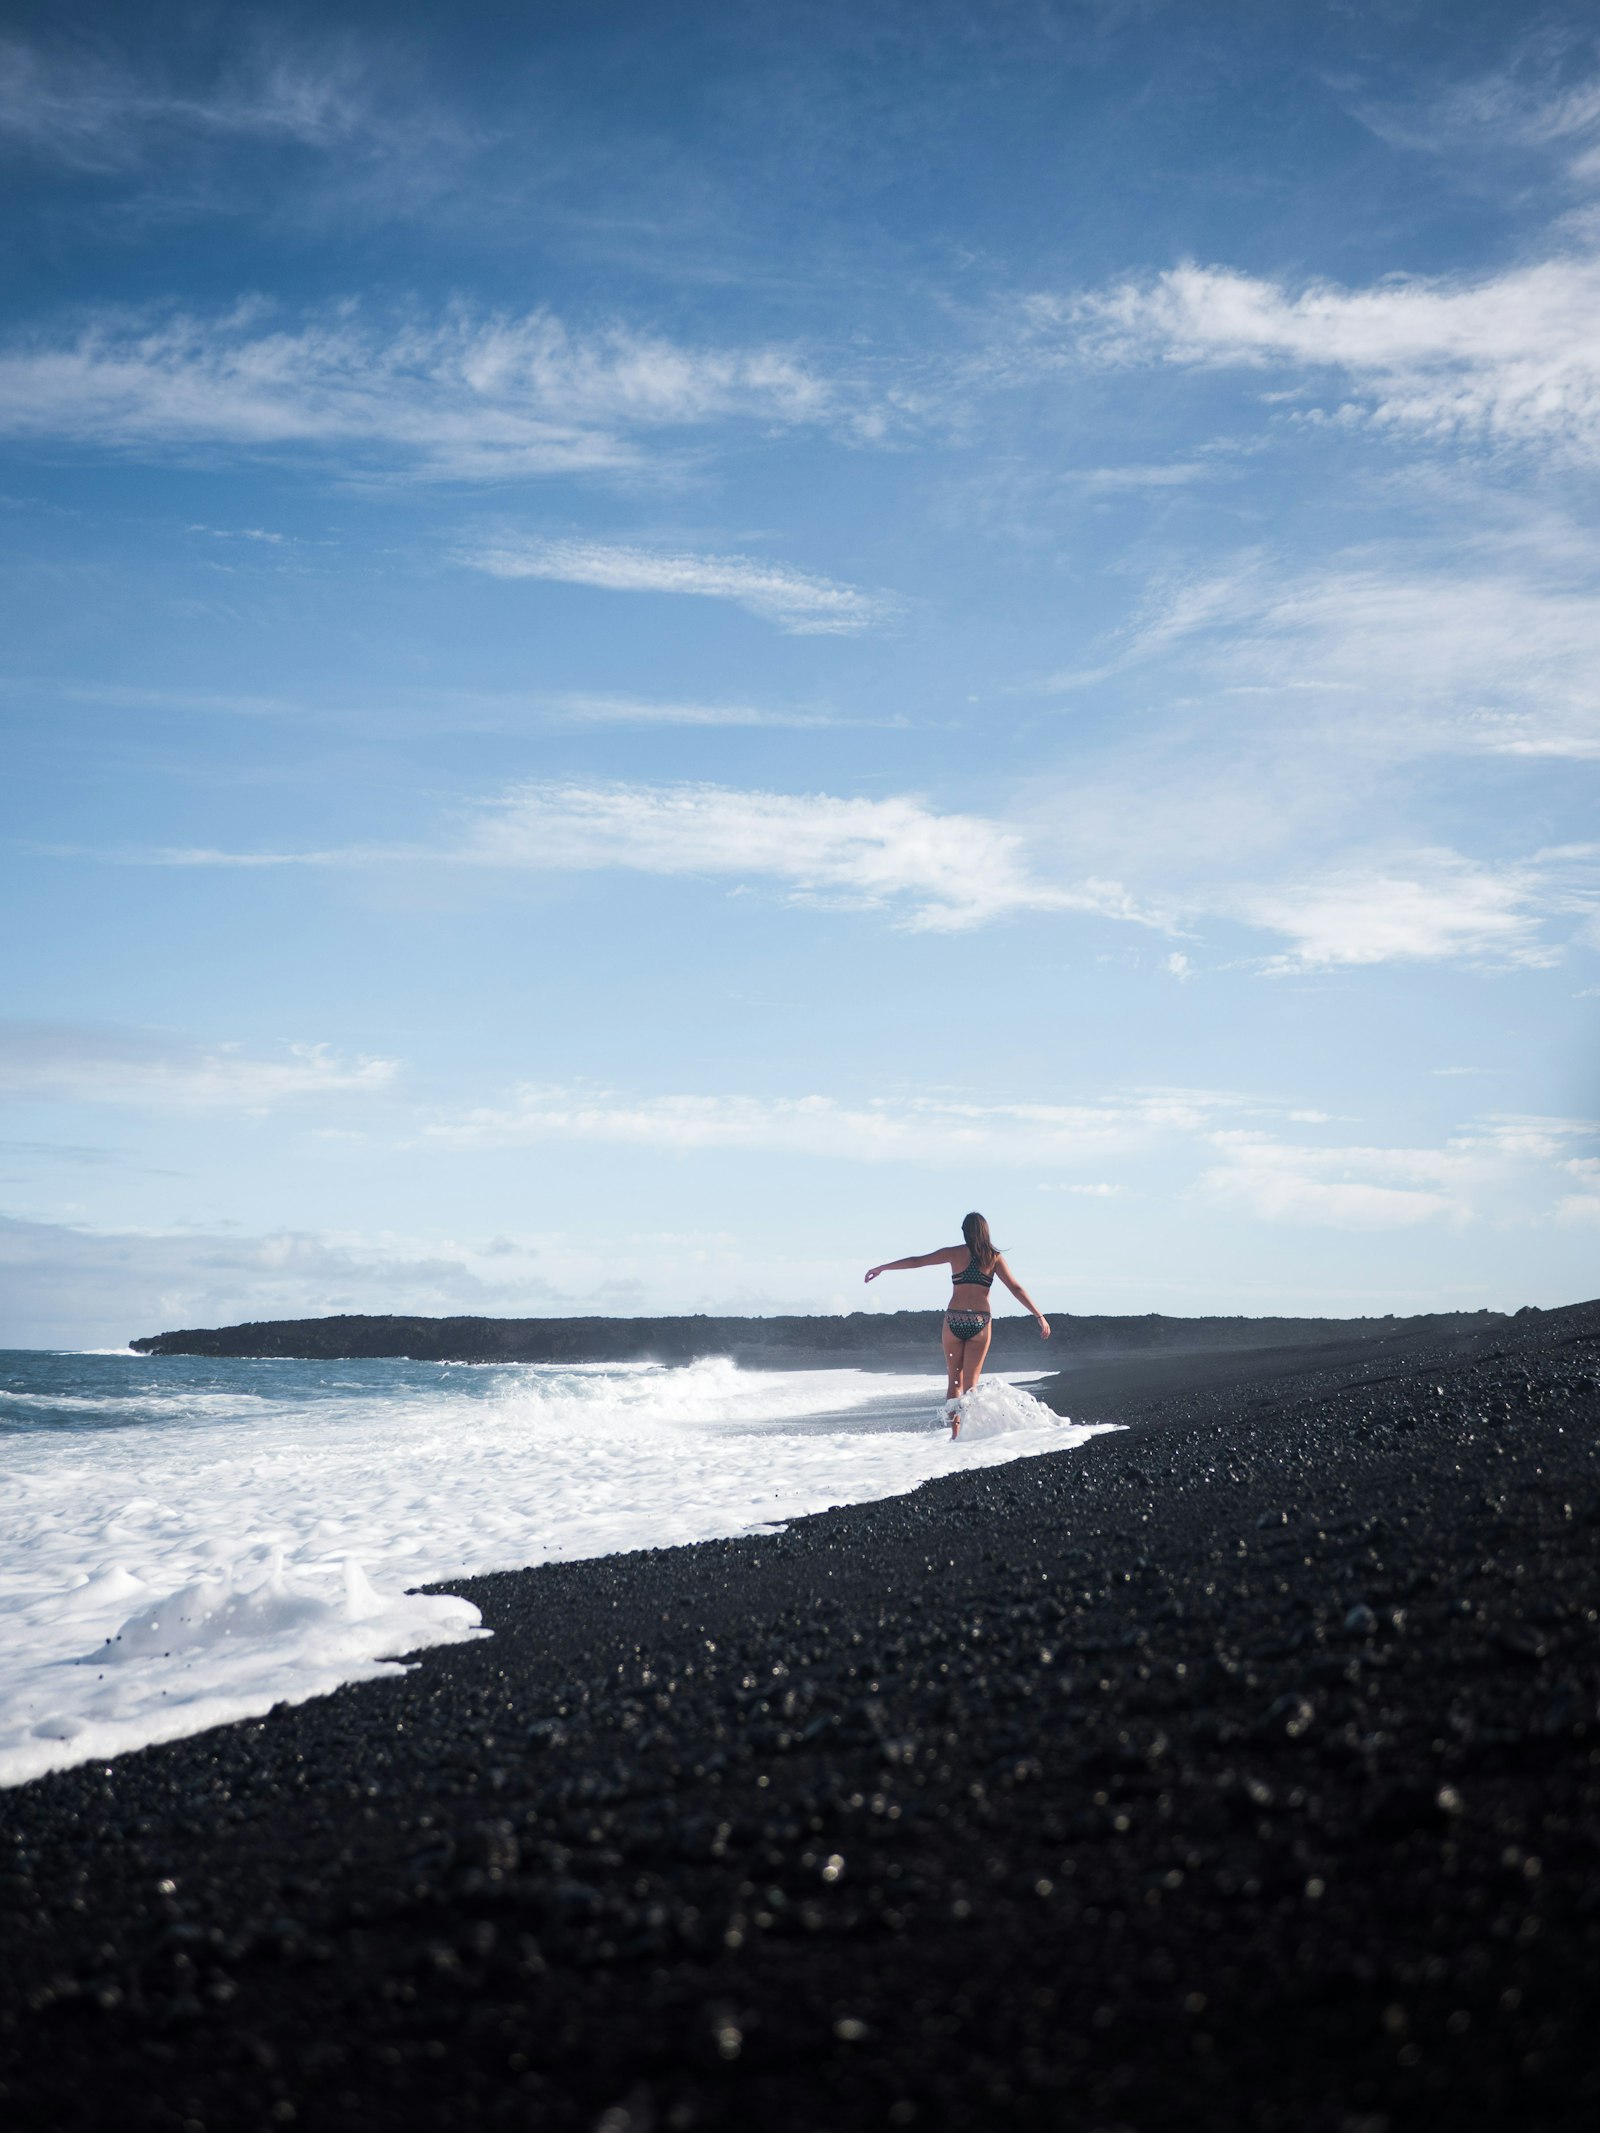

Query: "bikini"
<box><xmin>945</xmin><ymin>1254</ymin><xmax>993</xmax><ymax>1343</ymax></box>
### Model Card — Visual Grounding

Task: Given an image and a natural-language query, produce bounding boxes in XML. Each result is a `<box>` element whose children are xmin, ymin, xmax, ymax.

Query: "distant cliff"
<box><xmin>128</xmin><ymin>1307</ymin><xmax>1509</xmax><ymax>1368</ymax></box>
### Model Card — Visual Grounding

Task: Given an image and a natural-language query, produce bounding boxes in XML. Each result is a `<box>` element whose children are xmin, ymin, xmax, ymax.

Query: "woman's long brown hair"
<box><xmin>961</xmin><ymin>1211</ymin><xmax>998</xmax><ymax>1275</ymax></box>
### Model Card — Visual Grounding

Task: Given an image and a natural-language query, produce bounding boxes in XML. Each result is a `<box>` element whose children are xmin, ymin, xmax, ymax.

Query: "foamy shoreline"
<box><xmin>0</xmin><ymin>1352</ymin><xmax>1108</xmax><ymax>1787</ymax></box>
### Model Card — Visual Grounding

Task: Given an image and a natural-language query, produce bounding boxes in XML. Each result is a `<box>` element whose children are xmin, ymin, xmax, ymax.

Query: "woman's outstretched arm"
<box><xmin>995</xmin><ymin>1256</ymin><xmax>1051</xmax><ymax>1337</ymax></box>
<box><xmin>864</xmin><ymin>1248</ymin><xmax>955</xmax><ymax>1283</ymax></box>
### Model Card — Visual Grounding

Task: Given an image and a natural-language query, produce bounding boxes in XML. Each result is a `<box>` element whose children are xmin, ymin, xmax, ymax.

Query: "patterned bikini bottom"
<box><xmin>945</xmin><ymin>1309</ymin><xmax>991</xmax><ymax>1342</ymax></box>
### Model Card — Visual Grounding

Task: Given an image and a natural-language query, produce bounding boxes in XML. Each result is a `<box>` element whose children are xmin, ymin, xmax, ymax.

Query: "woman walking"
<box><xmin>865</xmin><ymin>1212</ymin><xmax>1051</xmax><ymax>1435</ymax></box>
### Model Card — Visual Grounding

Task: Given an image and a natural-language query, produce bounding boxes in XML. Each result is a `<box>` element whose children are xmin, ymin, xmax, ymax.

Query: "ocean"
<box><xmin>0</xmin><ymin>1347</ymin><xmax>1109</xmax><ymax>1789</ymax></box>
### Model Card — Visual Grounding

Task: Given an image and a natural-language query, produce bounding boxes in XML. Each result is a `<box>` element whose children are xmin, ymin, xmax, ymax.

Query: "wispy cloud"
<box><xmin>1059</xmin><ymin>251</ymin><xmax>1600</xmax><ymax>462</ymax></box>
<box><xmin>2</xmin><ymin>678</ymin><xmax>296</xmax><ymax>719</ymax></box>
<box><xmin>1238</xmin><ymin>847</ymin><xmax>1597</xmax><ymax>974</ymax></box>
<box><xmin>1199</xmin><ymin>1132</ymin><xmax>1460</xmax><ymax>1228</ymax></box>
<box><xmin>188</xmin><ymin>522</ymin><xmax>289</xmax><ymax>545</ymax></box>
<box><xmin>1045</xmin><ymin>532</ymin><xmax>1600</xmax><ymax>761</ymax></box>
<box><xmin>1557</xmin><ymin>1155</ymin><xmax>1600</xmax><ymax>1224</ymax></box>
<box><xmin>460</xmin><ymin>537</ymin><xmax>892</xmax><ymax>634</ymax></box>
<box><xmin>424</xmin><ymin>1084</ymin><xmax>1251</xmax><ymax>1165</ymax></box>
<box><xmin>69</xmin><ymin>780</ymin><xmax>1597</xmax><ymax>971</ymax></box>
<box><xmin>0</xmin><ymin>303</ymin><xmax>844</xmax><ymax>480</ymax></box>
<box><xmin>425</xmin><ymin>1084</ymin><xmax>1599</xmax><ymax>1240</ymax></box>
<box><xmin>1199</xmin><ymin>1114</ymin><xmax>1597</xmax><ymax>1230</ymax></box>
<box><xmin>1352</xmin><ymin>38</ymin><xmax>1600</xmax><ymax>189</ymax></box>
<box><xmin>0</xmin><ymin>34</ymin><xmax>385</xmax><ymax>170</ymax></box>
<box><xmin>93</xmin><ymin>780</ymin><xmax>1161</xmax><ymax>936</ymax></box>
<box><xmin>1065</xmin><ymin>461</ymin><xmax>1216</xmax><ymax>491</ymax></box>
<box><xmin>0</xmin><ymin>1024</ymin><xmax>396</xmax><ymax>1111</ymax></box>
<box><xmin>544</xmin><ymin>692</ymin><xmax>859</xmax><ymax>729</ymax></box>
<box><xmin>453</xmin><ymin>782</ymin><xmax>1156</xmax><ymax>932</ymax></box>
<box><xmin>1247</xmin><ymin>560</ymin><xmax>1600</xmax><ymax>761</ymax></box>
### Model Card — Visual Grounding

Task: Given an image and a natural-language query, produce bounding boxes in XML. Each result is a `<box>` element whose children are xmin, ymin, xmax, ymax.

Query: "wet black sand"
<box><xmin>4</xmin><ymin>1301</ymin><xmax>1598</xmax><ymax>2132</ymax></box>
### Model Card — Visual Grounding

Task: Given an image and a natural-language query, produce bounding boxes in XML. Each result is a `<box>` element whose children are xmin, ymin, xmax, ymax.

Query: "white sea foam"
<box><xmin>948</xmin><ymin>1378</ymin><xmax>1069</xmax><ymax>1438</ymax></box>
<box><xmin>0</xmin><ymin>1354</ymin><xmax>1110</xmax><ymax>1787</ymax></box>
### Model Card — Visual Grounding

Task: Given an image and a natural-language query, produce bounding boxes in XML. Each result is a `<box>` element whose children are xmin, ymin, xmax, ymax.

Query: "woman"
<box><xmin>865</xmin><ymin>1211</ymin><xmax>1051</xmax><ymax>1435</ymax></box>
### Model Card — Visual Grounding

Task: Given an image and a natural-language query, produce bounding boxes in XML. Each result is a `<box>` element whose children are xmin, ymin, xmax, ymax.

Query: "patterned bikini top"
<box><xmin>955</xmin><ymin>1255</ymin><xmax>994</xmax><ymax>1289</ymax></box>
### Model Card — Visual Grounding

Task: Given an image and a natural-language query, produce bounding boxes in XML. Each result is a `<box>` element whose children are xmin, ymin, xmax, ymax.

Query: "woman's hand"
<box><xmin>864</xmin><ymin>1266</ymin><xmax>883</xmax><ymax>1283</ymax></box>
<box><xmin>1036</xmin><ymin>1316</ymin><xmax>1052</xmax><ymax>1339</ymax></box>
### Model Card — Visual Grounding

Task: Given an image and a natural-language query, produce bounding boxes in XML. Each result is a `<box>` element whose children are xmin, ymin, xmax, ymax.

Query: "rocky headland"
<box><xmin>129</xmin><ymin>1304</ymin><xmax>1523</xmax><ymax>1375</ymax></box>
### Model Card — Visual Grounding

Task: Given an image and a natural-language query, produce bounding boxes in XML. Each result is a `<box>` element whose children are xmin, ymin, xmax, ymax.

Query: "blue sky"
<box><xmin>2</xmin><ymin>0</ymin><xmax>1597</xmax><ymax>1347</ymax></box>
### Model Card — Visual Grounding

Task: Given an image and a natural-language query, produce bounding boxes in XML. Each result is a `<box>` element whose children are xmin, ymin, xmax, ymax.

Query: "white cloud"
<box><xmin>1556</xmin><ymin>1155</ymin><xmax>1600</xmax><ymax>1224</ymax></box>
<box><xmin>0</xmin><ymin>1025</ymin><xmax>396</xmax><ymax>1111</ymax></box>
<box><xmin>126</xmin><ymin>780</ymin><xmax>1161</xmax><ymax>935</ymax></box>
<box><xmin>545</xmin><ymin>692</ymin><xmax>845</xmax><ymax>729</ymax></box>
<box><xmin>425</xmin><ymin>1087</ymin><xmax>1599</xmax><ymax>1242</ymax></box>
<box><xmin>83</xmin><ymin>778</ymin><xmax>1596</xmax><ymax>971</ymax></box>
<box><xmin>1089</xmin><ymin>550</ymin><xmax>1600</xmax><ymax>760</ymax></box>
<box><xmin>1237</xmin><ymin>847</ymin><xmax>1595</xmax><ymax>973</ymax></box>
<box><xmin>1199</xmin><ymin>1134</ymin><xmax>1459</xmax><ymax>1229</ymax></box>
<box><xmin>189</xmin><ymin>523</ymin><xmax>289</xmax><ymax>545</ymax></box>
<box><xmin>460</xmin><ymin>538</ymin><xmax>890</xmax><ymax>634</ymax></box>
<box><xmin>1198</xmin><ymin>1113</ymin><xmax>1597</xmax><ymax>1230</ymax></box>
<box><xmin>1062</xmin><ymin>251</ymin><xmax>1600</xmax><ymax>462</ymax></box>
<box><xmin>1068</xmin><ymin>461</ymin><xmax>1215</xmax><ymax>490</ymax></box>
<box><xmin>0</xmin><ymin>304</ymin><xmax>841</xmax><ymax>480</ymax></box>
<box><xmin>423</xmin><ymin>1083</ymin><xmax>1248</xmax><ymax>1165</ymax></box>
<box><xmin>451</xmin><ymin>781</ymin><xmax>1158</xmax><ymax>932</ymax></box>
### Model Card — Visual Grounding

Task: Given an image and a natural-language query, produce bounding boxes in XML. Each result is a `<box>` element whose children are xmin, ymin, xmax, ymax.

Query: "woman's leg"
<box><xmin>958</xmin><ymin>1320</ymin><xmax>993</xmax><ymax>1394</ymax></box>
<box><xmin>940</xmin><ymin>1321</ymin><xmax>963</xmax><ymax>1404</ymax></box>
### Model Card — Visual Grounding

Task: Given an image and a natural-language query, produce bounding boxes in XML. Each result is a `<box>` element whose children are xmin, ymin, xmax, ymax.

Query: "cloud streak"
<box><xmin>424</xmin><ymin>1084</ymin><xmax>1251</xmax><ymax>1165</ymax></box>
<box><xmin>1077</xmin><ymin>547</ymin><xmax>1600</xmax><ymax>761</ymax></box>
<box><xmin>0</xmin><ymin>304</ymin><xmax>843</xmax><ymax>480</ymax></box>
<box><xmin>544</xmin><ymin>692</ymin><xmax>846</xmax><ymax>729</ymax></box>
<box><xmin>0</xmin><ymin>34</ymin><xmax>384</xmax><ymax>170</ymax></box>
<box><xmin>461</xmin><ymin>538</ymin><xmax>891</xmax><ymax>634</ymax></box>
<box><xmin>0</xmin><ymin>1025</ymin><xmax>396</xmax><ymax>1112</ymax></box>
<box><xmin>453</xmin><ymin>782</ymin><xmax>1153</xmax><ymax>931</ymax></box>
<box><xmin>110</xmin><ymin>782</ymin><xmax>1159</xmax><ymax>935</ymax></box>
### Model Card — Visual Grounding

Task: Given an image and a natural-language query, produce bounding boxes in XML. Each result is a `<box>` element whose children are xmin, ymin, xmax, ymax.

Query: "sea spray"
<box><xmin>950</xmin><ymin>1377</ymin><xmax>1068</xmax><ymax>1439</ymax></box>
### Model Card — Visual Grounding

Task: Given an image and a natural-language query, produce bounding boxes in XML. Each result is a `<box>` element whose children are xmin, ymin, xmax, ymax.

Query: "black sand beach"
<box><xmin>5</xmin><ymin>1301</ymin><xmax>1599</xmax><ymax>2131</ymax></box>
